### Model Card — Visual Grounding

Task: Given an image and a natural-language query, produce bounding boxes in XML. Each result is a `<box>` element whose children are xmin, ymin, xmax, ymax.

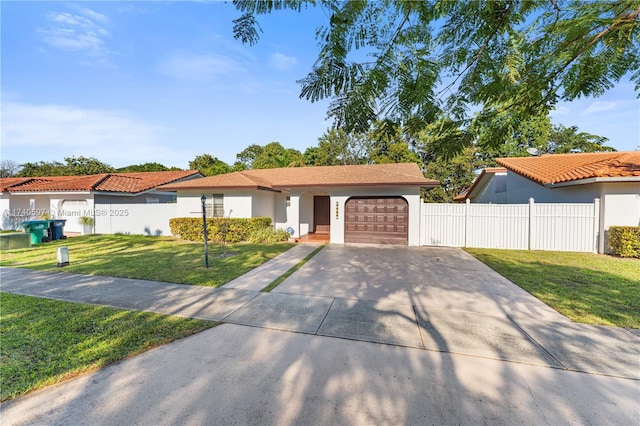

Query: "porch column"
<box><xmin>287</xmin><ymin>192</ymin><xmax>301</xmax><ymax>238</ymax></box>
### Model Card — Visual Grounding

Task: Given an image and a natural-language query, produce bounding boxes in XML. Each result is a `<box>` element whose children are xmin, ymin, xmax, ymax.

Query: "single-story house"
<box><xmin>159</xmin><ymin>163</ymin><xmax>439</xmax><ymax>246</ymax></box>
<box><xmin>1</xmin><ymin>170</ymin><xmax>202</xmax><ymax>233</ymax></box>
<box><xmin>456</xmin><ymin>151</ymin><xmax>640</xmax><ymax>252</ymax></box>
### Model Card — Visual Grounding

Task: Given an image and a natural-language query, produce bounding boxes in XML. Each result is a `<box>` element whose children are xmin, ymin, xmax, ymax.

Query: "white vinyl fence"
<box><xmin>421</xmin><ymin>198</ymin><xmax>600</xmax><ymax>253</ymax></box>
<box><xmin>93</xmin><ymin>203</ymin><xmax>177</xmax><ymax>236</ymax></box>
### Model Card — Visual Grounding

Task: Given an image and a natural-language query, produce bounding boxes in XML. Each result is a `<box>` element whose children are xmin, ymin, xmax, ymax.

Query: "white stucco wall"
<box><xmin>503</xmin><ymin>173</ymin><xmax>599</xmax><ymax>203</ymax></box>
<box><xmin>251</xmin><ymin>190</ymin><xmax>276</xmax><ymax>222</ymax></box>
<box><xmin>1</xmin><ymin>196</ymin><xmax>12</xmax><ymax>230</ymax></box>
<box><xmin>175</xmin><ymin>190</ymin><xmax>253</xmax><ymax>219</ymax></box>
<box><xmin>175</xmin><ymin>186</ymin><xmax>434</xmax><ymax>247</ymax></box>
<box><xmin>474</xmin><ymin>172</ymin><xmax>508</xmax><ymax>203</ymax></box>
<box><xmin>52</xmin><ymin>194</ymin><xmax>95</xmax><ymax>234</ymax></box>
<box><xmin>274</xmin><ymin>192</ymin><xmax>289</xmax><ymax>231</ymax></box>
<box><xmin>600</xmin><ymin>182</ymin><xmax>640</xmax><ymax>253</ymax></box>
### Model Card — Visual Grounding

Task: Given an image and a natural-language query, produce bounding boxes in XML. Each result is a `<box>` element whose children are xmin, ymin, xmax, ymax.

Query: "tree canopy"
<box><xmin>189</xmin><ymin>154</ymin><xmax>233</xmax><ymax>176</ymax></box>
<box><xmin>232</xmin><ymin>0</ymin><xmax>639</xmax><ymax>151</ymax></box>
<box><xmin>18</xmin><ymin>157</ymin><xmax>115</xmax><ymax>177</ymax></box>
<box><xmin>116</xmin><ymin>162</ymin><xmax>181</xmax><ymax>172</ymax></box>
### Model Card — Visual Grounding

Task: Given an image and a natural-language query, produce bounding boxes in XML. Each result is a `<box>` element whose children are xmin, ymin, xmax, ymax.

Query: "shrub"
<box><xmin>248</xmin><ymin>228</ymin><xmax>291</xmax><ymax>244</ymax></box>
<box><xmin>169</xmin><ymin>217</ymin><xmax>272</xmax><ymax>242</ymax></box>
<box><xmin>608</xmin><ymin>226</ymin><xmax>640</xmax><ymax>258</ymax></box>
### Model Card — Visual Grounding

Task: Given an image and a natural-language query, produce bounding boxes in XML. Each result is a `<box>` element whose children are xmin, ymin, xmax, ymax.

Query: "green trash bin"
<box><xmin>21</xmin><ymin>220</ymin><xmax>52</xmax><ymax>244</ymax></box>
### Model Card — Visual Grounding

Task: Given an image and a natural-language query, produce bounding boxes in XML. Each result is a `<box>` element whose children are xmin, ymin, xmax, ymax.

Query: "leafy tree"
<box><xmin>235</xmin><ymin>144</ymin><xmax>265</xmax><ymax>169</ymax></box>
<box><xmin>117</xmin><ymin>162</ymin><xmax>181</xmax><ymax>172</ymax></box>
<box><xmin>251</xmin><ymin>142</ymin><xmax>305</xmax><ymax>169</ymax></box>
<box><xmin>18</xmin><ymin>161</ymin><xmax>66</xmax><ymax>177</ymax></box>
<box><xmin>0</xmin><ymin>160</ymin><xmax>21</xmax><ymax>178</ymax></box>
<box><xmin>304</xmin><ymin>128</ymin><xmax>370</xmax><ymax>166</ymax></box>
<box><xmin>233</xmin><ymin>0</ymin><xmax>639</xmax><ymax>151</ymax></box>
<box><xmin>547</xmin><ymin>125</ymin><xmax>616</xmax><ymax>154</ymax></box>
<box><xmin>63</xmin><ymin>157</ymin><xmax>115</xmax><ymax>175</ymax></box>
<box><xmin>189</xmin><ymin>154</ymin><xmax>232</xmax><ymax>176</ymax></box>
<box><xmin>422</xmin><ymin>147</ymin><xmax>484</xmax><ymax>203</ymax></box>
<box><xmin>18</xmin><ymin>157</ymin><xmax>114</xmax><ymax>177</ymax></box>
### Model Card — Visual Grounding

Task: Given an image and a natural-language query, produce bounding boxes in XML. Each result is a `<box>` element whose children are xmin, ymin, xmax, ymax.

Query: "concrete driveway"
<box><xmin>274</xmin><ymin>244</ymin><xmax>567</xmax><ymax>320</ymax></box>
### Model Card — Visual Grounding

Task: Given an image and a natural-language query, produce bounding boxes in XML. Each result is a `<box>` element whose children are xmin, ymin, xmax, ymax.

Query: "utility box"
<box><xmin>0</xmin><ymin>233</ymin><xmax>31</xmax><ymax>250</ymax></box>
<box><xmin>57</xmin><ymin>246</ymin><xmax>70</xmax><ymax>267</ymax></box>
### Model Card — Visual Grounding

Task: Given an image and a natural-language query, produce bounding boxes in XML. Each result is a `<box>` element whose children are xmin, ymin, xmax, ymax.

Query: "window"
<box><xmin>146</xmin><ymin>197</ymin><xmax>159</xmax><ymax>204</ymax></box>
<box><xmin>212</xmin><ymin>194</ymin><xmax>224</xmax><ymax>217</ymax></box>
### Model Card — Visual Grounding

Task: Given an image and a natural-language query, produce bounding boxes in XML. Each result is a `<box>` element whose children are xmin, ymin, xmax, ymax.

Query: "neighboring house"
<box><xmin>1</xmin><ymin>171</ymin><xmax>202</xmax><ymax>233</ymax></box>
<box><xmin>159</xmin><ymin>163</ymin><xmax>439</xmax><ymax>246</ymax></box>
<box><xmin>456</xmin><ymin>151</ymin><xmax>640</xmax><ymax>252</ymax></box>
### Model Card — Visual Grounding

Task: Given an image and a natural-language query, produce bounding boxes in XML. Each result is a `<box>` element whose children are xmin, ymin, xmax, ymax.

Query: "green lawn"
<box><xmin>0</xmin><ymin>234</ymin><xmax>294</xmax><ymax>287</ymax></box>
<box><xmin>0</xmin><ymin>292</ymin><xmax>216</xmax><ymax>401</ymax></box>
<box><xmin>465</xmin><ymin>249</ymin><xmax>640</xmax><ymax>328</ymax></box>
<box><xmin>0</xmin><ymin>235</ymin><xmax>298</xmax><ymax>401</ymax></box>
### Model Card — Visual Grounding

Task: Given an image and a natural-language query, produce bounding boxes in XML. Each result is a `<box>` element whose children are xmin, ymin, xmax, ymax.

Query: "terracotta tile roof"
<box><xmin>159</xmin><ymin>163</ymin><xmax>439</xmax><ymax>191</ymax></box>
<box><xmin>3</xmin><ymin>170</ymin><xmax>201</xmax><ymax>194</ymax></box>
<box><xmin>496</xmin><ymin>151</ymin><xmax>640</xmax><ymax>185</ymax></box>
<box><xmin>0</xmin><ymin>177</ymin><xmax>34</xmax><ymax>192</ymax></box>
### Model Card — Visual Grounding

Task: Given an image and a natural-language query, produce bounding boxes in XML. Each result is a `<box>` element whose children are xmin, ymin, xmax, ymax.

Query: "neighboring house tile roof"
<box><xmin>496</xmin><ymin>151</ymin><xmax>640</xmax><ymax>186</ymax></box>
<box><xmin>0</xmin><ymin>170</ymin><xmax>201</xmax><ymax>194</ymax></box>
<box><xmin>159</xmin><ymin>163</ymin><xmax>439</xmax><ymax>191</ymax></box>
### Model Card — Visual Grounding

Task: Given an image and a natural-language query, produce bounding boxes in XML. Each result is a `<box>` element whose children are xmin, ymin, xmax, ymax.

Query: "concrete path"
<box><xmin>1</xmin><ymin>244</ymin><xmax>639</xmax><ymax>425</ymax></box>
<box><xmin>222</xmin><ymin>242</ymin><xmax>323</xmax><ymax>291</ymax></box>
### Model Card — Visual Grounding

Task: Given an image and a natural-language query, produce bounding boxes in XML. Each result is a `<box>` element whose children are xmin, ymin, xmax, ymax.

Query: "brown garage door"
<box><xmin>345</xmin><ymin>197</ymin><xmax>408</xmax><ymax>245</ymax></box>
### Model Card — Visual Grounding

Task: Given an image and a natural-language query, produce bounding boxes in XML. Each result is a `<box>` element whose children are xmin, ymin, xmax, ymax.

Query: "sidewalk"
<box><xmin>1</xmin><ymin>262</ymin><xmax>638</xmax><ymax>380</ymax></box>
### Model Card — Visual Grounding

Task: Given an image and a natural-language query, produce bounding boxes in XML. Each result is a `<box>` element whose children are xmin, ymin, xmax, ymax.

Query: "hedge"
<box><xmin>169</xmin><ymin>217</ymin><xmax>272</xmax><ymax>242</ymax></box>
<box><xmin>608</xmin><ymin>226</ymin><xmax>640</xmax><ymax>258</ymax></box>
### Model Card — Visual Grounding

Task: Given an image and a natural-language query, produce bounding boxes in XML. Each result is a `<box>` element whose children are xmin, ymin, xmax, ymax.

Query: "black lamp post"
<box><xmin>201</xmin><ymin>194</ymin><xmax>209</xmax><ymax>269</ymax></box>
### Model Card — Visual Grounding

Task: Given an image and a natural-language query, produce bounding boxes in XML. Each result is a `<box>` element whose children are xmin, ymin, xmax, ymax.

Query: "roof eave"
<box><xmin>162</xmin><ymin>185</ymin><xmax>264</xmax><ymax>191</ymax></box>
<box><xmin>544</xmin><ymin>176</ymin><xmax>640</xmax><ymax>188</ymax></box>
<box><xmin>8</xmin><ymin>190</ymin><xmax>93</xmax><ymax>195</ymax></box>
<box><xmin>272</xmin><ymin>181</ymin><xmax>438</xmax><ymax>190</ymax></box>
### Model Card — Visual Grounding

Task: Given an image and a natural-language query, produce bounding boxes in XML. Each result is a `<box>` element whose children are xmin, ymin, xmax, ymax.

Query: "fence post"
<box><xmin>528</xmin><ymin>198</ymin><xmax>534</xmax><ymax>250</ymax></box>
<box><xmin>593</xmin><ymin>198</ymin><xmax>601</xmax><ymax>254</ymax></box>
<box><xmin>464</xmin><ymin>199</ymin><xmax>470</xmax><ymax>247</ymax></box>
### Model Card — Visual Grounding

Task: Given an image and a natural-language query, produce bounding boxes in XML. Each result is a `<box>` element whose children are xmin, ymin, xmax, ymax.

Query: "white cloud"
<box><xmin>268</xmin><ymin>53</ymin><xmax>298</xmax><ymax>71</ymax></box>
<box><xmin>157</xmin><ymin>53</ymin><xmax>245</xmax><ymax>81</ymax></box>
<box><xmin>0</xmin><ymin>102</ymin><xmax>188</xmax><ymax>167</ymax></box>
<box><xmin>39</xmin><ymin>7</ymin><xmax>114</xmax><ymax>66</ymax></box>
<box><xmin>585</xmin><ymin>101</ymin><xmax>615</xmax><ymax>114</ymax></box>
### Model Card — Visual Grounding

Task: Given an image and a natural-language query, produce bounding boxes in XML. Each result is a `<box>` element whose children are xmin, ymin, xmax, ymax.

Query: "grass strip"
<box><xmin>0</xmin><ymin>292</ymin><xmax>217</xmax><ymax>401</ymax></box>
<box><xmin>262</xmin><ymin>243</ymin><xmax>327</xmax><ymax>292</ymax></box>
<box><xmin>465</xmin><ymin>248</ymin><xmax>640</xmax><ymax>328</ymax></box>
<box><xmin>0</xmin><ymin>235</ymin><xmax>294</xmax><ymax>287</ymax></box>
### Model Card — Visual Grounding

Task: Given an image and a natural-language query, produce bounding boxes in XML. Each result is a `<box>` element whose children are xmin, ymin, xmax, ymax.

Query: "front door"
<box><xmin>313</xmin><ymin>196</ymin><xmax>330</xmax><ymax>234</ymax></box>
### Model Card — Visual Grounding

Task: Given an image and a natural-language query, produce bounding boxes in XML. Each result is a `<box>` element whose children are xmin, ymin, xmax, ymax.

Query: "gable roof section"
<box><xmin>159</xmin><ymin>163</ymin><xmax>439</xmax><ymax>191</ymax></box>
<box><xmin>454</xmin><ymin>167</ymin><xmax>507</xmax><ymax>201</ymax></box>
<box><xmin>1</xmin><ymin>170</ymin><xmax>201</xmax><ymax>194</ymax></box>
<box><xmin>496</xmin><ymin>151</ymin><xmax>640</xmax><ymax>186</ymax></box>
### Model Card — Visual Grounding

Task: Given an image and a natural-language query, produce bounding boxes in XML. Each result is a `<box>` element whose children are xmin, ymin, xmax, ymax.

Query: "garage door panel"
<box><xmin>345</xmin><ymin>197</ymin><xmax>408</xmax><ymax>245</ymax></box>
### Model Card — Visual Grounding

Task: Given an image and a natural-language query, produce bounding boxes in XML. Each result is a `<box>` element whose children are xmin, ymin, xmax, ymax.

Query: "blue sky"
<box><xmin>2</xmin><ymin>2</ymin><xmax>639</xmax><ymax>170</ymax></box>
